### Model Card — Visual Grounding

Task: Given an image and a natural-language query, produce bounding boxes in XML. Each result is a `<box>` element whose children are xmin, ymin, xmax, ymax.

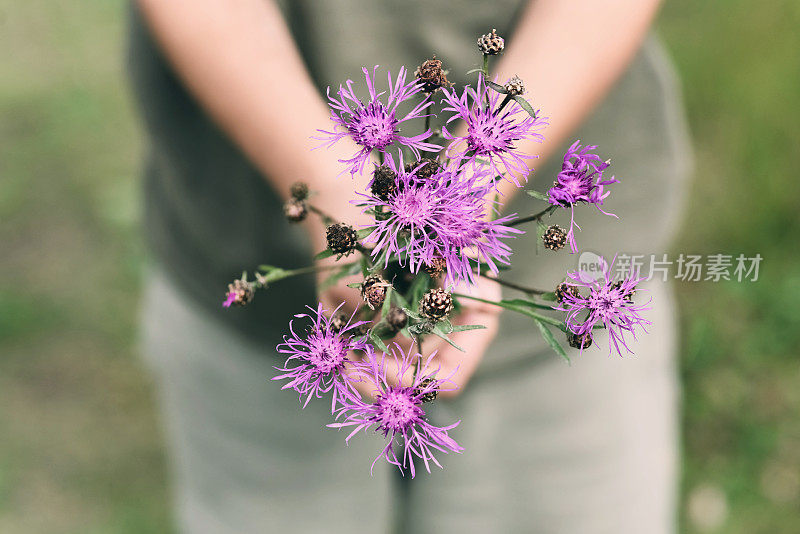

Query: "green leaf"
<box><xmin>360</xmin><ymin>255</ymin><xmax>370</xmax><ymax>277</ymax></box>
<box><xmin>450</xmin><ymin>324</ymin><xmax>487</xmax><ymax>332</ymax></box>
<box><xmin>319</xmin><ymin>265</ymin><xmax>354</xmax><ymax>292</ymax></box>
<box><xmin>314</xmin><ymin>249</ymin><xmax>335</xmax><ymax>260</ymax></box>
<box><xmin>513</xmin><ymin>95</ymin><xmax>538</xmax><ymax>118</ymax></box>
<box><xmin>406</xmin><ymin>274</ymin><xmax>432</xmax><ymax>309</ymax></box>
<box><xmin>381</xmin><ymin>286</ymin><xmax>394</xmax><ymax>318</ymax></box>
<box><xmin>466</xmin><ymin>67</ymin><xmax>484</xmax><ymax>75</ymax></box>
<box><xmin>357</xmin><ymin>227</ymin><xmax>373</xmax><ymax>238</ymax></box>
<box><xmin>486</xmin><ymin>80</ymin><xmax>508</xmax><ymax>94</ymax></box>
<box><xmin>402</xmin><ymin>307</ymin><xmax>422</xmax><ymax>320</ymax></box>
<box><xmin>525</xmin><ymin>190</ymin><xmax>549</xmax><ymax>201</ymax></box>
<box><xmin>368</xmin><ymin>329</ymin><xmax>389</xmax><ymax>353</ymax></box>
<box><xmin>534</xmin><ymin>319</ymin><xmax>570</xmax><ymax>363</ymax></box>
<box><xmin>346</xmin><ymin>282</ymin><xmax>362</xmax><ymax>289</ymax></box>
<box><xmin>430</xmin><ymin>324</ymin><xmax>465</xmax><ymax>352</ymax></box>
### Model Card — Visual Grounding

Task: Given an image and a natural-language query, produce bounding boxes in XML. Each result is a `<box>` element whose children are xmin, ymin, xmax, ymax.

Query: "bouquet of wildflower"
<box><xmin>222</xmin><ymin>29</ymin><xmax>651</xmax><ymax>477</ymax></box>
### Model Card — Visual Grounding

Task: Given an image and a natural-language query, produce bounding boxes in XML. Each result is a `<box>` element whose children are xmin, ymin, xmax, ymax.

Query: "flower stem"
<box><xmin>508</xmin><ymin>205</ymin><xmax>556</xmax><ymax>227</ymax></box>
<box><xmin>482</xmin><ymin>54</ymin><xmax>489</xmax><ymax>76</ymax></box>
<box><xmin>308</xmin><ymin>204</ymin><xmax>337</xmax><ymax>225</ymax></box>
<box><xmin>481</xmin><ymin>275</ymin><xmax>547</xmax><ymax>295</ymax></box>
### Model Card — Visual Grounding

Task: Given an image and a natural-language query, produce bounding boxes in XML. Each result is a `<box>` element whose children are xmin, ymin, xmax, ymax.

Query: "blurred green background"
<box><xmin>0</xmin><ymin>0</ymin><xmax>798</xmax><ymax>532</ymax></box>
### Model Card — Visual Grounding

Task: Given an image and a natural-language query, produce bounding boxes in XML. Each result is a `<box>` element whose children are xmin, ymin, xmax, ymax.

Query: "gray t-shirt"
<box><xmin>127</xmin><ymin>1</ymin><xmax>690</xmax><ymax>355</ymax></box>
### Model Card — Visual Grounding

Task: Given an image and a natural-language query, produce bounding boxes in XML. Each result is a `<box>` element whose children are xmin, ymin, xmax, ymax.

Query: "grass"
<box><xmin>0</xmin><ymin>0</ymin><xmax>798</xmax><ymax>532</ymax></box>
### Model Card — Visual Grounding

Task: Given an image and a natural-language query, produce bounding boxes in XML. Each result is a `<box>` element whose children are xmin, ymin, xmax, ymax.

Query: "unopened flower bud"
<box><xmin>290</xmin><ymin>181</ymin><xmax>309</xmax><ymax>201</ymax></box>
<box><xmin>283</xmin><ymin>198</ymin><xmax>308</xmax><ymax>223</ymax></box>
<box><xmin>326</xmin><ymin>223</ymin><xmax>358</xmax><ymax>255</ymax></box>
<box><xmin>423</xmin><ymin>256</ymin><xmax>447</xmax><ymax>279</ymax></box>
<box><xmin>405</xmin><ymin>158</ymin><xmax>442</xmax><ymax>182</ymax></box>
<box><xmin>371</xmin><ymin>164</ymin><xmax>398</xmax><ymax>201</ymax></box>
<box><xmin>543</xmin><ymin>225</ymin><xmax>567</xmax><ymax>251</ymax></box>
<box><xmin>504</xmin><ymin>75</ymin><xmax>525</xmax><ymax>96</ymax></box>
<box><xmin>477</xmin><ymin>28</ymin><xmax>504</xmax><ymax>55</ymax></box>
<box><xmin>329</xmin><ymin>312</ymin><xmax>348</xmax><ymax>333</ymax></box>
<box><xmin>611</xmin><ymin>281</ymin><xmax>635</xmax><ymax>303</ymax></box>
<box><xmin>555</xmin><ymin>282</ymin><xmax>579</xmax><ymax>303</ymax></box>
<box><xmin>414</xmin><ymin>57</ymin><xmax>451</xmax><ymax>93</ymax></box>
<box><xmin>419</xmin><ymin>288</ymin><xmax>453</xmax><ymax>322</ymax></box>
<box><xmin>386</xmin><ymin>306</ymin><xmax>408</xmax><ymax>332</ymax></box>
<box><xmin>361</xmin><ymin>274</ymin><xmax>390</xmax><ymax>310</ymax></box>
<box><xmin>567</xmin><ymin>331</ymin><xmax>593</xmax><ymax>350</ymax></box>
<box><xmin>414</xmin><ymin>377</ymin><xmax>438</xmax><ymax>403</ymax></box>
<box><xmin>223</xmin><ymin>278</ymin><xmax>254</xmax><ymax>308</ymax></box>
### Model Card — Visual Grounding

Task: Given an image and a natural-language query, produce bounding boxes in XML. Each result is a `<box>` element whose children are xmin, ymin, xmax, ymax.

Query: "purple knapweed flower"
<box><xmin>315</xmin><ymin>66</ymin><xmax>441</xmax><ymax>176</ymax></box>
<box><xmin>547</xmin><ymin>141</ymin><xmax>619</xmax><ymax>253</ymax></box>
<box><xmin>440</xmin><ymin>74</ymin><xmax>547</xmax><ymax>187</ymax></box>
<box><xmin>329</xmin><ymin>344</ymin><xmax>463</xmax><ymax>478</ymax></box>
<box><xmin>274</xmin><ymin>302</ymin><xmax>372</xmax><ymax>411</ymax></box>
<box><xmin>556</xmin><ymin>256</ymin><xmax>651</xmax><ymax>357</ymax></box>
<box><xmin>358</xmin><ymin>153</ymin><xmax>521</xmax><ymax>287</ymax></box>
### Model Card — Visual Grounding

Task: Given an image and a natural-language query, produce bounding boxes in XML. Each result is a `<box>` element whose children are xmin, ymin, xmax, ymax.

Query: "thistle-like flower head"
<box><xmin>316</xmin><ymin>66</ymin><xmax>441</xmax><ymax>176</ymax></box>
<box><xmin>547</xmin><ymin>141</ymin><xmax>620</xmax><ymax>252</ymax></box>
<box><xmin>329</xmin><ymin>344</ymin><xmax>463</xmax><ymax>478</ymax></box>
<box><xmin>440</xmin><ymin>74</ymin><xmax>547</xmax><ymax>187</ymax></box>
<box><xmin>358</xmin><ymin>153</ymin><xmax>521</xmax><ymax>287</ymax></box>
<box><xmin>274</xmin><ymin>302</ymin><xmax>371</xmax><ymax>411</ymax></box>
<box><xmin>556</xmin><ymin>257</ymin><xmax>651</xmax><ymax>357</ymax></box>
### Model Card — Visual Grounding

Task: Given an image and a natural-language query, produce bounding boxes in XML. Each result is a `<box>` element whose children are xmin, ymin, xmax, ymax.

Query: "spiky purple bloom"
<box><xmin>274</xmin><ymin>302</ymin><xmax>372</xmax><ymax>411</ymax></box>
<box><xmin>315</xmin><ymin>66</ymin><xmax>441</xmax><ymax>176</ymax></box>
<box><xmin>358</xmin><ymin>153</ymin><xmax>521</xmax><ymax>287</ymax></box>
<box><xmin>440</xmin><ymin>74</ymin><xmax>547</xmax><ymax>187</ymax></box>
<box><xmin>222</xmin><ymin>291</ymin><xmax>236</xmax><ymax>308</ymax></box>
<box><xmin>556</xmin><ymin>257</ymin><xmax>651</xmax><ymax>357</ymax></box>
<box><xmin>329</xmin><ymin>344</ymin><xmax>463</xmax><ymax>477</ymax></box>
<box><xmin>547</xmin><ymin>141</ymin><xmax>620</xmax><ymax>252</ymax></box>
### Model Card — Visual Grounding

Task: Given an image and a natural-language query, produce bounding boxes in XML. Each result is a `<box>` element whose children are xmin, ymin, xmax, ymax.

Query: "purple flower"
<box><xmin>315</xmin><ymin>66</ymin><xmax>441</xmax><ymax>176</ymax></box>
<box><xmin>274</xmin><ymin>302</ymin><xmax>372</xmax><ymax>411</ymax></box>
<box><xmin>547</xmin><ymin>141</ymin><xmax>619</xmax><ymax>252</ymax></box>
<box><xmin>358</xmin><ymin>153</ymin><xmax>522</xmax><ymax>287</ymax></box>
<box><xmin>222</xmin><ymin>291</ymin><xmax>236</xmax><ymax>308</ymax></box>
<box><xmin>556</xmin><ymin>257</ymin><xmax>651</xmax><ymax>357</ymax></box>
<box><xmin>329</xmin><ymin>344</ymin><xmax>463</xmax><ymax>477</ymax></box>
<box><xmin>440</xmin><ymin>74</ymin><xmax>547</xmax><ymax>187</ymax></box>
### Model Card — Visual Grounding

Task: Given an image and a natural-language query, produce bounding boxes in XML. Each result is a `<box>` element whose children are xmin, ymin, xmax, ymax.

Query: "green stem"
<box><xmin>378</xmin><ymin>151</ymin><xmax>384</xmax><ymax>165</ymax></box>
<box><xmin>508</xmin><ymin>205</ymin><xmax>556</xmax><ymax>228</ymax></box>
<box><xmin>482</xmin><ymin>54</ymin><xmax>489</xmax><ymax>76</ymax></box>
<box><xmin>308</xmin><ymin>204</ymin><xmax>337</xmax><ymax>225</ymax></box>
<box><xmin>482</xmin><ymin>276</ymin><xmax>547</xmax><ymax>295</ymax></box>
<box><xmin>453</xmin><ymin>292</ymin><xmax>565</xmax><ymax>329</ymax></box>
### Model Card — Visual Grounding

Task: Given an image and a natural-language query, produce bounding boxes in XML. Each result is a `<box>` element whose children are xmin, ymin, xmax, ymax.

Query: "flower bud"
<box><xmin>414</xmin><ymin>57</ymin><xmax>451</xmax><ymax>93</ymax></box>
<box><xmin>386</xmin><ymin>306</ymin><xmax>408</xmax><ymax>332</ymax></box>
<box><xmin>289</xmin><ymin>181</ymin><xmax>309</xmax><ymax>201</ymax></box>
<box><xmin>477</xmin><ymin>28</ymin><xmax>505</xmax><ymax>55</ymax></box>
<box><xmin>414</xmin><ymin>377</ymin><xmax>438</xmax><ymax>403</ymax></box>
<box><xmin>555</xmin><ymin>282</ymin><xmax>579</xmax><ymax>303</ymax></box>
<box><xmin>504</xmin><ymin>75</ymin><xmax>525</xmax><ymax>96</ymax></box>
<box><xmin>423</xmin><ymin>256</ymin><xmax>447</xmax><ymax>279</ymax></box>
<box><xmin>419</xmin><ymin>288</ymin><xmax>453</xmax><ymax>322</ymax></box>
<box><xmin>283</xmin><ymin>198</ymin><xmax>308</xmax><ymax>223</ymax></box>
<box><xmin>223</xmin><ymin>278</ymin><xmax>254</xmax><ymax>308</ymax></box>
<box><xmin>567</xmin><ymin>331</ymin><xmax>593</xmax><ymax>350</ymax></box>
<box><xmin>405</xmin><ymin>158</ymin><xmax>442</xmax><ymax>182</ymax></box>
<box><xmin>361</xmin><ymin>274</ymin><xmax>390</xmax><ymax>310</ymax></box>
<box><xmin>371</xmin><ymin>164</ymin><xmax>398</xmax><ymax>201</ymax></box>
<box><xmin>326</xmin><ymin>223</ymin><xmax>358</xmax><ymax>255</ymax></box>
<box><xmin>543</xmin><ymin>224</ymin><xmax>567</xmax><ymax>251</ymax></box>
